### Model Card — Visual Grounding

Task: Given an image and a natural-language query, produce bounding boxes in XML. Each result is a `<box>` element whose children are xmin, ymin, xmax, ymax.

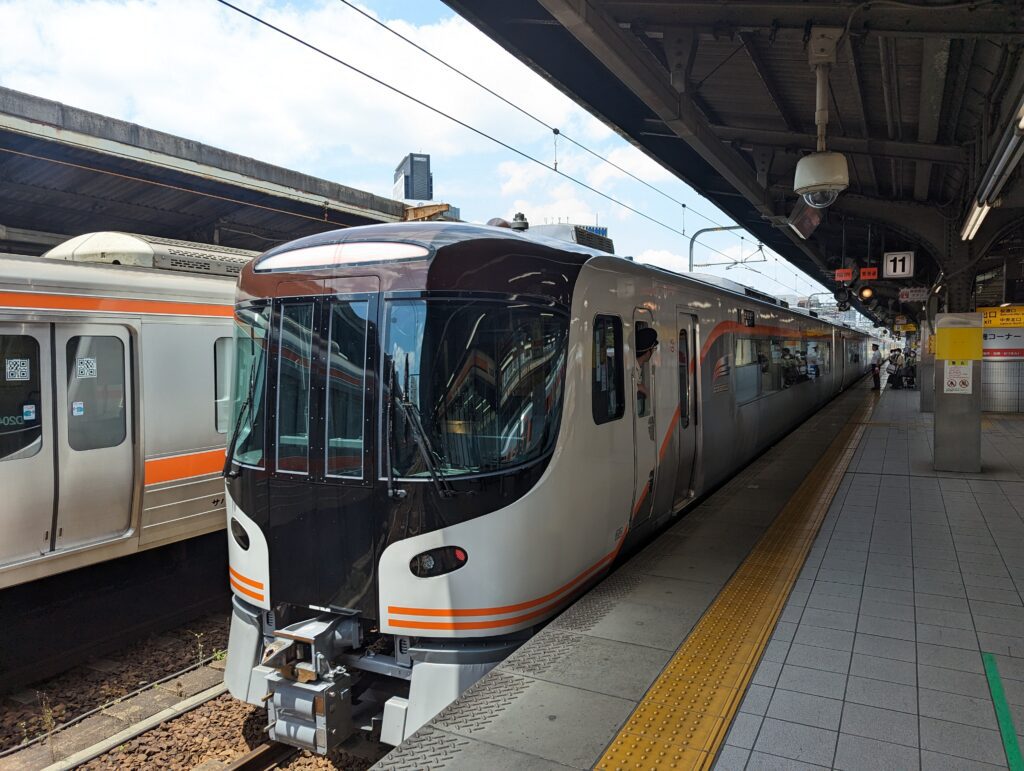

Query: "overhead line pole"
<box><xmin>689</xmin><ymin>225</ymin><xmax>745</xmax><ymax>271</ymax></box>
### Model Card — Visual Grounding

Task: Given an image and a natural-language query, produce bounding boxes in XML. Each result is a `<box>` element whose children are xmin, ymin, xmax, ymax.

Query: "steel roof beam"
<box><xmin>738</xmin><ymin>31</ymin><xmax>800</xmax><ymax>133</ymax></box>
<box><xmin>710</xmin><ymin>126</ymin><xmax>964</xmax><ymax>164</ymax></box>
<box><xmin>536</xmin><ymin>0</ymin><xmax>772</xmax><ymax>215</ymax></box>
<box><xmin>914</xmin><ymin>38</ymin><xmax>951</xmax><ymax>201</ymax></box>
<box><xmin>600</xmin><ymin>1</ymin><xmax>1021</xmax><ymax>37</ymax></box>
<box><xmin>844</xmin><ymin>36</ymin><xmax>879</xmax><ymax>196</ymax></box>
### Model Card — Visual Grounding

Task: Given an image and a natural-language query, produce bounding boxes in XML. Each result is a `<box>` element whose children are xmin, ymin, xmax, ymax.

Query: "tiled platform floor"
<box><xmin>720</xmin><ymin>390</ymin><xmax>1024</xmax><ymax>770</ymax></box>
<box><xmin>374</xmin><ymin>388</ymin><xmax>1024</xmax><ymax>770</ymax></box>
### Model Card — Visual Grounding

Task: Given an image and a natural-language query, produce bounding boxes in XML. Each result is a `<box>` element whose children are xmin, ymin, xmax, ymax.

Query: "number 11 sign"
<box><xmin>883</xmin><ymin>251</ymin><xmax>914</xmax><ymax>278</ymax></box>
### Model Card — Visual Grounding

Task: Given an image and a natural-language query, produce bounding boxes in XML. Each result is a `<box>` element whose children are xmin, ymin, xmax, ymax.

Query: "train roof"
<box><xmin>247</xmin><ymin>221</ymin><xmax>872</xmax><ymax>338</ymax></box>
<box><xmin>44</xmin><ymin>232</ymin><xmax>257</xmax><ymax>277</ymax></box>
<box><xmin>0</xmin><ymin>251</ymin><xmax>237</xmax><ymax>306</ymax></box>
<box><xmin>256</xmin><ymin>221</ymin><xmax>610</xmax><ymax>263</ymax></box>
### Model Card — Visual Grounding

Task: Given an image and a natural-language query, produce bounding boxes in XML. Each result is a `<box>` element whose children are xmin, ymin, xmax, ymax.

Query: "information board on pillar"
<box><xmin>943</xmin><ymin>360</ymin><xmax>973</xmax><ymax>394</ymax></box>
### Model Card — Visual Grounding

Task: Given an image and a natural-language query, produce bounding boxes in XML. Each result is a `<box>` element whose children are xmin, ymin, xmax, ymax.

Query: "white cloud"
<box><xmin>586</xmin><ymin>145</ymin><xmax>675</xmax><ymax>190</ymax></box>
<box><xmin>0</xmin><ymin>0</ymin><xmax>614</xmax><ymax>174</ymax></box>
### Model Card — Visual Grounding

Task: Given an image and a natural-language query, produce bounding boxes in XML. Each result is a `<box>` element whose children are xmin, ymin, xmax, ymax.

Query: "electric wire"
<box><xmin>213</xmin><ymin>0</ymin><xmax>744</xmax><ymax>263</ymax></box>
<box><xmin>333</xmin><ymin>0</ymin><xmax>730</xmax><ymax>231</ymax></box>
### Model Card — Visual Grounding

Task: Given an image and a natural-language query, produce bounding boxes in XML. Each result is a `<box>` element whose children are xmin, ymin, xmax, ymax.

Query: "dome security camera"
<box><xmin>794</xmin><ymin>151</ymin><xmax>849</xmax><ymax>209</ymax></box>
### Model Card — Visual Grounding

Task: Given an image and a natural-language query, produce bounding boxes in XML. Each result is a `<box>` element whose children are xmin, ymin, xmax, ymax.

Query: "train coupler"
<box><xmin>261</xmin><ymin>614</ymin><xmax>361</xmax><ymax>754</ymax></box>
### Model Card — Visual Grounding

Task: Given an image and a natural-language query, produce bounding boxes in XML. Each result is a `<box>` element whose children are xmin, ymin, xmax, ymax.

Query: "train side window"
<box><xmin>276</xmin><ymin>303</ymin><xmax>314</xmax><ymax>474</ymax></box>
<box><xmin>678</xmin><ymin>328</ymin><xmax>690</xmax><ymax>427</ymax></box>
<box><xmin>1</xmin><ymin>335</ymin><xmax>43</xmax><ymax>462</ymax></box>
<box><xmin>592</xmin><ymin>315</ymin><xmax>624</xmax><ymax>424</ymax></box>
<box><xmin>66</xmin><ymin>336</ymin><xmax>126</xmax><ymax>451</ymax></box>
<box><xmin>326</xmin><ymin>299</ymin><xmax>370</xmax><ymax>478</ymax></box>
<box><xmin>733</xmin><ymin>337</ymin><xmax>761</xmax><ymax>404</ymax></box>
<box><xmin>213</xmin><ymin>337</ymin><xmax>232</xmax><ymax>434</ymax></box>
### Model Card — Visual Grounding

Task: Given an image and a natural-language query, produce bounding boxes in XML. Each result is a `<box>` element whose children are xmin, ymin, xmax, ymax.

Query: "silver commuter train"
<box><xmin>0</xmin><ymin>232</ymin><xmax>253</xmax><ymax>589</ymax></box>
<box><xmin>221</xmin><ymin>221</ymin><xmax>872</xmax><ymax>753</ymax></box>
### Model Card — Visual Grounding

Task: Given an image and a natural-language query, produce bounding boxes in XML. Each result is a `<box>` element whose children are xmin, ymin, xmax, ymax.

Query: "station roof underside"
<box><xmin>446</xmin><ymin>0</ymin><xmax>1024</xmax><ymax>323</ymax></box>
<box><xmin>0</xmin><ymin>87</ymin><xmax>406</xmax><ymax>256</ymax></box>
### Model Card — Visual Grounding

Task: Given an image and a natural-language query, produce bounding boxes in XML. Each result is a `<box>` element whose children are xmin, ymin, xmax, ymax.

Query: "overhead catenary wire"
<box><xmin>334</xmin><ymin>0</ymin><xmax>728</xmax><ymax>231</ymax></box>
<box><xmin>213</xmin><ymin>0</ymin><xmax>744</xmax><ymax>262</ymax></box>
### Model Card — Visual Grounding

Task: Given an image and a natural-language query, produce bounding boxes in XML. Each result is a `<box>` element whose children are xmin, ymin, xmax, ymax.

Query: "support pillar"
<box><xmin>933</xmin><ymin>313</ymin><xmax>983</xmax><ymax>472</ymax></box>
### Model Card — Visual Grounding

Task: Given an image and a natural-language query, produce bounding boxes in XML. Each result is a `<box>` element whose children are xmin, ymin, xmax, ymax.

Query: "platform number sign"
<box><xmin>883</xmin><ymin>251</ymin><xmax>914</xmax><ymax>279</ymax></box>
<box><xmin>5</xmin><ymin>358</ymin><xmax>30</xmax><ymax>381</ymax></box>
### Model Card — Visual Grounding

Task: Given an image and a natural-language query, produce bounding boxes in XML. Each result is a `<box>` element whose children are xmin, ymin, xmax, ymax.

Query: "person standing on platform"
<box><xmin>870</xmin><ymin>344</ymin><xmax>882</xmax><ymax>390</ymax></box>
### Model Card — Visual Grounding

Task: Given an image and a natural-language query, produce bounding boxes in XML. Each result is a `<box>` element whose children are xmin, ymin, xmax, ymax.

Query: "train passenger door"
<box><xmin>53</xmin><ymin>324</ymin><xmax>134</xmax><ymax>550</ymax></box>
<box><xmin>631</xmin><ymin>309</ymin><xmax>657</xmax><ymax>524</ymax></box>
<box><xmin>674</xmin><ymin>312</ymin><xmax>698</xmax><ymax>508</ymax></box>
<box><xmin>0</xmin><ymin>324</ymin><xmax>55</xmax><ymax>565</ymax></box>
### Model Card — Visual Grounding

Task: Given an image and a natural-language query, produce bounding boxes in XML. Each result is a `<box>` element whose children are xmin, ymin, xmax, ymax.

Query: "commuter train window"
<box><xmin>678</xmin><ymin>329</ymin><xmax>690</xmax><ymax>428</ymax></box>
<box><xmin>66</xmin><ymin>336</ymin><xmax>126</xmax><ymax>451</ymax></box>
<box><xmin>1</xmin><ymin>335</ymin><xmax>42</xmax><ymax>462</ymax></box>
<box><xmin>808</xmin><ymin>341</ymin><xmax>830</xmax><ymax>378</ymax></box>
<box><xmin>276</xmin><ymin>303</ymin><xmax>314</xmax><ymax>474</ymax></box>
<box><xmin>592</xmin><ymin>315</ymin><xmax>624</xmax><ymax>425</ymax></box>
<box><xmin>326</xmin><ymin>299</ymin><xmax>370</xmax><ymax>478</ymax></box>
<box><xmin>383</xmin><ymin>298</ymin><xmax>569</xmax><ymax>478</ymax></box>
<box><xmin>229</xmin><ymin>305</ymin><xmax>270</xmax><ymax>468</ymax></box>
<box><xmin>213</xmin><ymin>337</ymin><xmax>232</xmax><ymax>434</ymax></box>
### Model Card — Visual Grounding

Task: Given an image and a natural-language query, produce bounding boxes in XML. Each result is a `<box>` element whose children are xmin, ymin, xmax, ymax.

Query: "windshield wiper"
<box><xmin>384</xmin><ymin>363</ymin><xmax>405</xmax><ymax>499</ymax></box>
<box><xmin>223</xmin><ymin>346</ymin><xmax>261</xmax><ymax>478</ymax></box>
<box><xmin>387</xmin><ymin>357</ymin><xmax>455</xmax><ymax>499</ymax></box>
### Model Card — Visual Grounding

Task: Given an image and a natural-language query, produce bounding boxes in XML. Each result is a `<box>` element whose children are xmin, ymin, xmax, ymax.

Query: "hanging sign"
<box><xmin>834</xmin><ymin>268</ymin><xmax>854</xmax><ymax>282</ymax></box>
<box><xmin>899</xmin><ymin>287</ymin><xmax>929</xmax><ymax>302</ymax></box>
<box><xmin>859</xmin><ymin>267</ymin><xmax>878</xmax><ymax>280</ymax></box>
<box><xmin>883</xmin><ymin>251</ymin><xmax>914</xmax><ymax>278</ymax></box>
<box><xmin>943</xmin><ymin>360</ymin><xmax>972</xmax><ymax>394</ymax></box>
<box><xmin>979</xmin><ymin>306</ymin><xmax>1024</xmax><ymax>328</ymax></box>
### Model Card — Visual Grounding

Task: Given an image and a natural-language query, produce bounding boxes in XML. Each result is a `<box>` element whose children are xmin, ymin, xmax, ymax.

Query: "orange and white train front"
<box><xmin>222</xmin><ymin>222</ymin><xmax>632</xmax><ymax>753</ymax></box>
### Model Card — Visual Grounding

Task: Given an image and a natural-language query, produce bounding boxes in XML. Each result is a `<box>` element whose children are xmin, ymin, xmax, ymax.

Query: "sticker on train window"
<box><xmin>22</xmin><ymin>404</ymin><xmax>36</xmax><ymax>421</ymax></box>
<box><xmin>5</xmin><ymin>358</ymin><xmax>29</xmax><ymax>381</ymax></box>
<box><xmin>76</xmin><ymin>357</ymin><xmax>98</xmax><ymax>379</ymax></box>
<box><xmin>72</xmin><ymin>401</ymin><xmax>85</xmax><ymax>417</ymax></box>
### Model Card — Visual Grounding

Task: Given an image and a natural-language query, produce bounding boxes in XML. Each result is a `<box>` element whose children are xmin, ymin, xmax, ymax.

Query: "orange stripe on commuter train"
<box><xmin>145</xmin><ymin>449</ymin><xmax>226</xmax><ymax>485</ymax></box>
<box><xmin>0</xmin><ymin>290</ymin><xmax>233</xmax><ymax>318</ymax></box>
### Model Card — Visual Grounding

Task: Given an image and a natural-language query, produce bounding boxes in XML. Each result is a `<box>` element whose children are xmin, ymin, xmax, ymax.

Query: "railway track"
<box><xmin>224</xmin><ymin>742</ymin><xmax>299</xmax><ymax>771</ymax></box>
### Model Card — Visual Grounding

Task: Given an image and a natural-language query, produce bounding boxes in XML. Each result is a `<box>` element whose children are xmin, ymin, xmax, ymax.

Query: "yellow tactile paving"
<box><xmin>594</xmin><ymin>391</ymin><xmax>877</xmax><ymax>771</ymax></box>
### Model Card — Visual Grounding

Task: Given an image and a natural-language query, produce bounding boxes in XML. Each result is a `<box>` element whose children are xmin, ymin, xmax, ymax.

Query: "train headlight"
<box><xmin>230</xmin><ymin>518</ymin><xmax>250</xmax><ymax>550</ymax></box>
<box><xmin>410</xmin><ymin>547</ymin><xmax>468</xmax><ymax>578</ymax></box>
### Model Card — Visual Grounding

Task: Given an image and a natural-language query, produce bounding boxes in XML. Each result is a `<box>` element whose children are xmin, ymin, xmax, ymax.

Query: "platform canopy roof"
<box><xmin>0</xmin><ymin>87</ymin><xmax>406</xmax><ymax>256</ymax></box>
<box><xmin>446</xmin><ymin>0</ymin><xmax>1024</xmax><ymax>324</ymax></box>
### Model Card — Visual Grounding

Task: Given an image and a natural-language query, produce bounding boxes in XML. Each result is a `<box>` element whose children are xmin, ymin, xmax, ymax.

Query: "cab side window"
<box><xmin>592</xmin><ymin>315</ymin><xmax>624</xmax><ymax>424</ymax></box>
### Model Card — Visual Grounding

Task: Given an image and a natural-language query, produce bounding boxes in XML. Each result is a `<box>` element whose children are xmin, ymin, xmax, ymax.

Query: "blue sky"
<box><xmin>0</xmin><ymin>0</ymin><xmax>833</xmax><ymax>299</ymax></box>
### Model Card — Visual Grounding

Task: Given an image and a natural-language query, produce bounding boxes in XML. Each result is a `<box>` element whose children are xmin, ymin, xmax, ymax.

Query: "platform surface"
<box><xmin>374</xmin><ymin>386</ymin><xmax>1024</xmax><ymax>770</ymax></box>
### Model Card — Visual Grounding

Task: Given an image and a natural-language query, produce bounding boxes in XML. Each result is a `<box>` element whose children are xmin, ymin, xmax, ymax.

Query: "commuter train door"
<box><xmin>631</xmin><ymin>309</ymin><xmax>657</xmax><ymax>524</ymax></box>
<box><xmin>0</xmin><ymin>323</ymin><xmax>55</xmax><ymax>565</ymax></box>
<box><xmin>674</xmin><ymin>311</ymin><xmax>698</xmax><ymax>508</ymax></box>
<box><xmin>53</xmin><ymin>324</ymin><xmax>134</xmax><ymax>550</ymax></box>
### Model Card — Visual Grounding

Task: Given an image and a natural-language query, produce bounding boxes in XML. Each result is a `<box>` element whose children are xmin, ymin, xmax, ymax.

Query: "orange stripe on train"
<box><xmin>0</xmin><ymin>290</ymin><xmax>233</xmax><ymax>318</ymax></box>
<box><xmin>145</xmin><ymin>449</ymin><xmax>226</xmax><ymax>485</ymax></box>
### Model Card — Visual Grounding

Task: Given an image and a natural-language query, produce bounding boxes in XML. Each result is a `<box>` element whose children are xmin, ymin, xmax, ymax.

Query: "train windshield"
<box><xmin>384</xmin><ymin>298</ymin><xmax>568</xmax><ymax>478</ymax></box>
<box><xmin>228</xmin><ymin>304</ymin><xmax>271</xmax><ymax>468</ymax></box>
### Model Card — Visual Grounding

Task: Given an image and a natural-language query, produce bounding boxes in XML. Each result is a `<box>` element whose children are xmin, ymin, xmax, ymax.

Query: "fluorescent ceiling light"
<box><xmin>960</xmin><ymin>201</ymin><xmax>991</xmax><ymax>241</ymax></box>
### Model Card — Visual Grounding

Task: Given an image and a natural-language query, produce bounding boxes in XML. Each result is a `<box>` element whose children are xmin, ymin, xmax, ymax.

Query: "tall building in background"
<box><xmin>393</xmin><ymin>153</ymin><xmax>433</xmax><ymax>201</ymax></box>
